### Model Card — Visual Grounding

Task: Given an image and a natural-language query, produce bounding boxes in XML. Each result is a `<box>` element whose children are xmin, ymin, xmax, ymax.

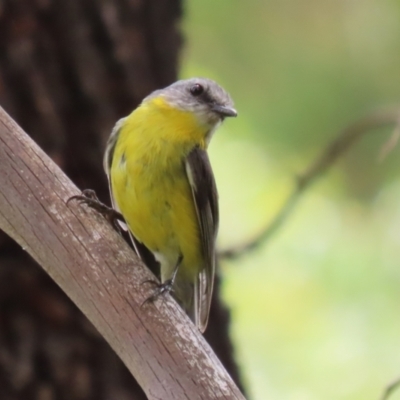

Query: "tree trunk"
<box><xmin>0</xmin><ymin>1</ymin><xmax>244</xmax><ymax>398</ymax></box>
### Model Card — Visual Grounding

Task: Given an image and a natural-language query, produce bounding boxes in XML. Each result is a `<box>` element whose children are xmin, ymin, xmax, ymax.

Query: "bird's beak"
<box><xmin>211</xmin><ymin>104</ymin><xmax>238</xmax><ymax>118</ymax></box>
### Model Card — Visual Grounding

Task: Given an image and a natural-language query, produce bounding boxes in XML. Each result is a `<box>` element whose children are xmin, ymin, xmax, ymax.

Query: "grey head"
<box><xmin>144</xmin><ymin>77</ymin><xmax>237</xmax><ymax>126</ymax></box>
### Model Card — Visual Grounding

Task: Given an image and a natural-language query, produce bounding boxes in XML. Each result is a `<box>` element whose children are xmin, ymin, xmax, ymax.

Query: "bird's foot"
<box><xmin>141</xmin><ymin>254</ymin><xmax>183</xmax><ymax>306</ymax></box>
<box><xmin>141</xmin><ymin>278</ymin><xmax>175</xmax><ymax>306</ymax></box>
<box><xmin>67</xmin><ymin>189</ymin><xmax>125</xmax><ymax>232</ymax></box>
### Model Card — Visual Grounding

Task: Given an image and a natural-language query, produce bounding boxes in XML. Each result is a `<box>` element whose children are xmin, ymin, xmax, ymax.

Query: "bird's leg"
<box><xmin>141</xmin><ymin>254</ymin><xmax>183</xmax><ymax>306</ymax></box>
<box><xmin>67</xmin><ymin>189</ymin><xmax>125</xmax><ymax>232</ymax></box>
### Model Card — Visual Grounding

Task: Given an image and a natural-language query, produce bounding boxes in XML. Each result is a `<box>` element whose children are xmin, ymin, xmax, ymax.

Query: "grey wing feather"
<box><xmin>103</xmin><ymin>118</ymin><xmax>126</xmax><ymax>177</ymax></box>
<box><xmin>103</xmin><ymin>118</ymin><xmax>129</xmax><ymax>232</ymax></box>
<box><xmin>185</xmin><ymin>147</ymin><xmax>219</xmax><ymax>332</ymax></box>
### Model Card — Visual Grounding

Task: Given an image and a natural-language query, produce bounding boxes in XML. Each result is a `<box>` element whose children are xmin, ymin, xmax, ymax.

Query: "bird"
<box><xmin>103</xmin><ymin>78</ymin><xmax>237</xmax><ymax>332</ymax></box>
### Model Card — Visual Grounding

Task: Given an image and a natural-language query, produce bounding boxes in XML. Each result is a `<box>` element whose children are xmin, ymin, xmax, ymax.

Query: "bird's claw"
<box><xmin>141</xmin><ymin>278</ymin><xmax>174</xmax><ymax>307</ymax></box>
<box><xmin>67</xmin><ymin>189</ymin><xmax>125</xmax><ymax>233</ymax></box>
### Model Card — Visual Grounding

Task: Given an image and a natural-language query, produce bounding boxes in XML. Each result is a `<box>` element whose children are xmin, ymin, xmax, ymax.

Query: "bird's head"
<box><xmin>146</xmin><ymin>77</ymin><xmax>237</xmax><ymax>128</ymax></box>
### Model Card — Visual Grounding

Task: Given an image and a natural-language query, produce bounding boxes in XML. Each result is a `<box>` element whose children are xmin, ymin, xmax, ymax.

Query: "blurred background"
<box><xmin>0</xmin><ymin>1</ymin><xmax>400</xmax><ymax>399</ymax></box>
<box><xmin>182</xmin><ymin>1</ymin><xmax>400</xmax><ymax>399</ymax></box>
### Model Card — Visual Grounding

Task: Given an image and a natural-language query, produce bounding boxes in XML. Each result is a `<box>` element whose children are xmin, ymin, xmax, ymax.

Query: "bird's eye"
<box><xmin>189</xmin><ymin>84</ymin><xmax>204</xmax><ymax>96</ymax></box>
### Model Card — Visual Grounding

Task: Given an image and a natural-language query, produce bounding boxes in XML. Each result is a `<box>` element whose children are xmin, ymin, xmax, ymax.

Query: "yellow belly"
<box><xmin>110</xmin><ymin>100</ymin><xmax>206</xmax><ymax>281</ymax></box>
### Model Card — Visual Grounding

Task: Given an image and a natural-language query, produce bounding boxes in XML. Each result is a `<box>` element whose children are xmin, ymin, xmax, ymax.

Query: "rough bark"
<box><xmin>0</xmin><ymin>1</ymin><xmax>244</xmax><ymax>399</ymax></box>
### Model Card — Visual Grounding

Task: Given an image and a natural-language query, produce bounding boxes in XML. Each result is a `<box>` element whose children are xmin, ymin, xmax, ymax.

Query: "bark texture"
<box><xmin>0</xmin><ymin>105</ymin><xmax>245</xmax><ymax>400</ymax></box>
<box><xmin>0</xmin><ymin>1</ymin><xmax>244</xmax><ymax>399</ymax></box>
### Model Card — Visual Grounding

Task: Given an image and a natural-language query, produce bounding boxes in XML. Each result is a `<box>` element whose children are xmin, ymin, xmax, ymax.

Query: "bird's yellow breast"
<box><xmin>110</xmin><ymin>97</ymin><xmax>208</xmax><ymax>278</ymax></box>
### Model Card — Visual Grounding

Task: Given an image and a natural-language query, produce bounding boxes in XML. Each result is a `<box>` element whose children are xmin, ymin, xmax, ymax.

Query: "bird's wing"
<box><xmin>103</xmin><ymin>118</ymin><xmax>159</xmax><ymax>273</ymax></box>
<box><xmin>103</xmin><ymin>119</ymin><xmax>142</xmax><ymax>251</ymax></box>
<box><xmin>185</xmin><ymin>147</ymin><xmax>219</xmax><ymax>332</ymax></box>
<box><xmin>103</xmin><ymin>118</ymin><xmax>129</xmax><ymax>232</ymax></box>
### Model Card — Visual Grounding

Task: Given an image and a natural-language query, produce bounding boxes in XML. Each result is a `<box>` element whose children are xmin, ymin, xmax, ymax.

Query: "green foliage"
<box><xmin>183</xmin><ymin>1</ymin><xmax>400</xmax><ymax>399</ymax></box>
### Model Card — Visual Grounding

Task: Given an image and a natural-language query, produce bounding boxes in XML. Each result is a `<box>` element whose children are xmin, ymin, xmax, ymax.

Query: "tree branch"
<box><xmin>220</xmin><ymin>106</ymin><xmax>400</xmax><ymax>260</ymax></box>
<box><xmin>0</xmin><ymin>106</ymin><xmax>246</xmax><ymax>400</ymax></box>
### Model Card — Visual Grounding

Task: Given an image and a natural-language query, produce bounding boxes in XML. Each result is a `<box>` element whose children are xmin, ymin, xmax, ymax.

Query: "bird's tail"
<box><xmin>173</xmin><ymin>269</ymin><xmax>212</xmax><ymax>333</ymax></box>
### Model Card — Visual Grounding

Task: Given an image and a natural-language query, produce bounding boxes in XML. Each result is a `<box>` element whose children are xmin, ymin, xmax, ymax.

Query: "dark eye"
<box><xmin>189</xmin><ymin>83</ymin><xmax>204</xmax><ymax>96</ymax></box>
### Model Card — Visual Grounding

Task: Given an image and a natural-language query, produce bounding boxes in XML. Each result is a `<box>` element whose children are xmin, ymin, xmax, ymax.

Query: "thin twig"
<box><xmin>220</xmin><ymin>106</ymin><xmax>400</xmax><ymax>260</ymax></box>
<box><xmin>380</xmin><ymin>376</ymin><xmax>400</xmax><ymax>400</ymax></box>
